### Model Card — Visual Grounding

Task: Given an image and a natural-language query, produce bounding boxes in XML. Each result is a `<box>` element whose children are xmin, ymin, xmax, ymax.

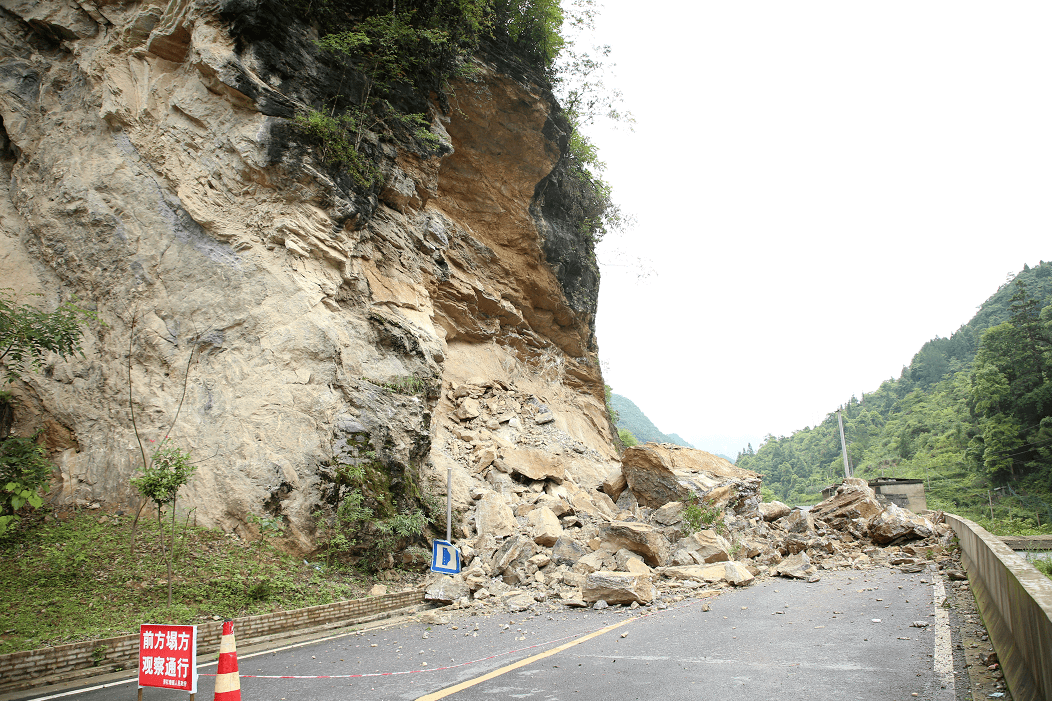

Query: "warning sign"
<box><xmin>138</xmin><ymin>624</ymin><xmax>197</xmax><ymax>693</ymax></box>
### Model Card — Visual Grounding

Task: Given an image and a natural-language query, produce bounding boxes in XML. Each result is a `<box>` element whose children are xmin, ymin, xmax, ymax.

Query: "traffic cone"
<box><xmin>214</xmin><ymin>621</ymin><xmax>241</xmax><ymax>700</ymax></box>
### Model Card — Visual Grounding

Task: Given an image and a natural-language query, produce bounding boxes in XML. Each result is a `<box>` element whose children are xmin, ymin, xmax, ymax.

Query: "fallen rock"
<box><xmin>758</xmin><ymin>501</ymin><xmax>791</xmax><ymax>522</ymax></box>
<box><xmin>418</xmin><ymin>610</ymin><xmax>452</xmax><ymax>625</ymax></box>
<box><xmin>504</xmin><ymin>593</ymin><xmax>537</xmax><ymax>612</ymax></box>
<box><xmin>456</xmin><ymin>398</ymin><xmax>481</xmax><ymax>420</ymax></box>
<box><xmin>552</xmin><ymin>535</ymin><xmax>589</xmax><ymax>565</ymax></box>
<box><xmin>620</xmin><ymin>444</ymin><xmax>761</xmax><ymax>512</ymax></box>
<box><xmin>527</xmin><ymin>506</ymin><xmax>563</xmax><ymax>546</ymax></box>
<box><xmin>425</xmin><ymin>575</ymin><xmax>470</xmax><ymax>603</ymax></box>
<box><xmin>582</xmin><ymin>571</ymin><xmax>658</xmax><ymax>605</ymax></box>
<box><xmin>673</xmin><ymin>529</ymin><xmax>731</xmax><ymax>564</ymax></box>
<box><xmin>868</xmin><ymin>503</ymin><xmax>935</xmax><ymax>544</ymax></box>
<box><xmin>600</xmin><ymin>521</ymin><xmax>672</xmax><ymax>567</ymax></box>
<box><xmin>810</xmin><ymin>478</ymin><xmax>884</xmax><ymax>525</ymax></box>
<box><xmin>773</xmin><ymin>552</ymin><xmax>816</xmax><ymax>579</ymax></box>
<box><xmin>602</xmin><ymin>472</ymin><xmax>628</xmax><ymax>502</ymax></box>
<box><xmin>651</xmin><ymin>501</ymin><xmax>685</xmax><ymax>526</ymax></box>
<box><xmin>474</xmin><ymin>492</ymin><xmax>518</xmax><ymax>538</ymax></box>
<box><xmin>501</xmin><ymin>448</ymin><xmax>566</xmax><ymax>483</ymax></box>
<box><xmin>661</xmin><ymin>561</ymin><xmax>754</xmax><ymax>586</ymax></box>
<box><xmin>777</xmin><ymin>509</ymin><xmax>816</xmax><ymax>535</ymax></box>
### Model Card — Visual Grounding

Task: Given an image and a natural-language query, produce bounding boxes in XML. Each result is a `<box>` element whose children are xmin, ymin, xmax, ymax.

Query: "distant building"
<box><xmin>820</xmin><ymin>478</ymin><xmax>928</xmax><ymax>513</ymax></box>
<box><xmin>868</xmin><ymin>478</ymin><xmax>927</xmax><ymax>513</ymax></box>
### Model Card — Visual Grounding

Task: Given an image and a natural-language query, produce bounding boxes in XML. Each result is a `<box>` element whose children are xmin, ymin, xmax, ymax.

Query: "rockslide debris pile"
<box><xmin>423</xmin><ymin>443</ymin><xmax>956</xmax><ymax>613</ymax></box>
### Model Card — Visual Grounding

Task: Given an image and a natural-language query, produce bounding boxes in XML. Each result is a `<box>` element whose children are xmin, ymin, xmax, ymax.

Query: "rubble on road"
<box><xmin>422</xmin><ymin>440</ymin><xmax>957</xmax><ymax>615</ymax></box>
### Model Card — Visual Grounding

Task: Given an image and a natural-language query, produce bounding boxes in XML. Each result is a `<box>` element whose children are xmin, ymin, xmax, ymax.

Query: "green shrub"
<box><xmin>0</xmin><ymin>433</ymin><xmax>51</xmax><ymax>537</ymax></box>
<box><xmin>617</xmin><ymin>429</ymin><xmax>638</xmax><ymax>447</ymax></box>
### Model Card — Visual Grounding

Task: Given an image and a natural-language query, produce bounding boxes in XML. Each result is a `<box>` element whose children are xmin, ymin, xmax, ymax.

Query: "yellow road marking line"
<box><xmin>415</xmin><ymin>615</ymin><xmax>638</xmax><ymax>700</ymax></box>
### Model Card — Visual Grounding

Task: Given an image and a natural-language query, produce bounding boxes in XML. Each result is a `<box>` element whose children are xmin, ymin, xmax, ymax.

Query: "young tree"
<box><xmin>131</xmin><ymin>441</ymin><xmax>197</xmax><ymax>606</ymax></box>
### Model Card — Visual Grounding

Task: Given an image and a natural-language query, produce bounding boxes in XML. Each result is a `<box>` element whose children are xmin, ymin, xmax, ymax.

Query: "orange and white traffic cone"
<box><xmin>213</xmin><ymin>621</ymin><xmax>241</xmax><ymax>701</ymax></box>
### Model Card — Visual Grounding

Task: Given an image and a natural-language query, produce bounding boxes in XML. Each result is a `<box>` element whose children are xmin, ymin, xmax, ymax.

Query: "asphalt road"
<box><xmin>17</xmin><ymin>569</ymin><xmax>969</xmax><ymax>701</ymax></box>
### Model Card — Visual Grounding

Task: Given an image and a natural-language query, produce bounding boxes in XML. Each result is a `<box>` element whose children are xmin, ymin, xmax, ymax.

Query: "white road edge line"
<box><xmin>932</xmin><ymin>574</ymin><xmax>956</xmax><ymax>701</ymax></box>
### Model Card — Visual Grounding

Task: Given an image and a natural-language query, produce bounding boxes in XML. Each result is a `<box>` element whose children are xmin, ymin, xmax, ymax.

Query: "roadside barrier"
<box><xmin>945</xmin><ymin>513</ymin><xmax>1052</xmax><ymax>701</ymax></box>
<box><xmin>213</xmin><ymin>622</ymin><xmax>241</xmax><ymax>701</ymax></box>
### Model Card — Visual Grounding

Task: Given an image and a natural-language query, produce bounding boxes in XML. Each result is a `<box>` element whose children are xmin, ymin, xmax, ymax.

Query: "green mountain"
<box><xmin>609</xmin><ymin>394</ymin><xmax>693</xmax><ymax>448</ymax></box>
<box><xmin>737</xmin><ymin>261</ymin><xmax>1052</xmax><ymax>533</ymax></box>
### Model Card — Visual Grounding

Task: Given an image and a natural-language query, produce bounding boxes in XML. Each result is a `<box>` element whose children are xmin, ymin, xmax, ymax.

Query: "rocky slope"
<box><xmin>0</xmin><ymin>0</ymin><xmax>617</xmax><ymax>551</ymax></box>
<box><xmin>425</xmin><ymin>447</ymin><xmax>958</xmax><ymax>612</ymax></box>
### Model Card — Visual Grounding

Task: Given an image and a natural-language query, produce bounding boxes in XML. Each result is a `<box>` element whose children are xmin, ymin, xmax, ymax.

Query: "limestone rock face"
<box><xmin>0</xmin><ymin>0</ymin><xmax>619</xmax><ymax>550</ymax></box>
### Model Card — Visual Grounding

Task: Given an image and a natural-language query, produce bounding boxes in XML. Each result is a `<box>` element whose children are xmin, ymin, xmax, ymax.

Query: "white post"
<box><xmin>446</xmin><ymin>466</ymin><xmax>452</xmax><ymax>543</ymax></box>
<box><xmin>837</xmin><ymin>409</ymin><xmax>851</xmax><ymax>479</ymax></box>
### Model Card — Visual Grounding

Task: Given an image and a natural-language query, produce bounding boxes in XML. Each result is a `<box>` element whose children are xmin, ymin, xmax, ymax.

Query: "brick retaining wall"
<box><xmin>0</xmin><ymin>589</ymin><xmax>424</xmax><ymax>692</ymax></box>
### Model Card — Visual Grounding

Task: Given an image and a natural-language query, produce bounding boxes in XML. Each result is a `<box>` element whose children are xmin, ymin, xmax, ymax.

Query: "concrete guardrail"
<box><xmin>945</xmin><ymin>513</ymin><xmax>1052</xmax><ymax>701</ymax></box>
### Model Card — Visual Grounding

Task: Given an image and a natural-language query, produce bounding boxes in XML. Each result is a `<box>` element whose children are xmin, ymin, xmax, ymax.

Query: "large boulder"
<box><xmin>474</xmin><ymin>492</ymin><xmax>517</xmax><ymax>538</ymax></box>
<box><xmin>500</xmin><ymin>448</ymin><xmax>566</xmax><ymax>483</ymax></box>
<box><xmin>620</xmin><ymin>444</ymin><xmax>761</xmax><ymax>512</ymax></box>
<box><xmin>527</xmin><ymin>506</ymin><xmax>563</xmax><ymax>546</ymax></box>
<box><xmin>672</xmin><ymin>530</ymin><xmax>731</xmax><ymax>564</ymax></box>
<box><xmin>600</xmin><ymin>521</ymin><xmax>672</xmax><ymax>567</ymax></box>
<box><xmin>490</xmin><ymin>535</ymin><xmax>534</xmax><ymax>574</ymax></box>
<box><xmin>810</xmin><ymin>478</ymin><xmax>884</xmax><ymax>526</ymax></box>
<box><xmin>776</xmin><ymin>509</ymin><xmax>816</xmax><ymax>535</ymax></box>
<box><xmin>773</xmin><ymin>551</ymin><xmax>816</xmax><ymax>579</ymax></box>
<box><xmin>425</xmin><ymin>574</ymin><xmax>470</xmax><ymax>603</ymax></box>
<box><xmin>661</xmin><ymin>562</ymin><xmax>754</xmax><ymax>586</ymax></box>
<box><xmin>758</xmin><ymin>501</ymin><xmax>791</xmax><ymax>522</ymax></box>
<box><xmin>602</xmin><ymin>472</ymin><xmax>628</xmax><ymax>502</ymax></box>
<box><xmin>552</xmin><ymin>535</ymin><xmax>589</xmax><ymax>566</ymax></box>
<box><xmin>582</xmin><ymin>571</ymin><xmax>658</xmax><ymax>605</ymax></box>
<box><xmin>868</xmin><ymin>503</ymin><xmax>935</xmax><ymax>544</ymax></box>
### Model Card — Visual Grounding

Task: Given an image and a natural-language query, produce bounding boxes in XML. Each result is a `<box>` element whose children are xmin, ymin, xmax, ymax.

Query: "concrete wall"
<box><xmin>946</xmin><ymin>514</ymin><xmax>1052</xmax><ymax>701</ymax></box>
<box><xmin>870</xmin><ymin>480</ymin><xmax>927</xmax><ymax>513</ymax></box>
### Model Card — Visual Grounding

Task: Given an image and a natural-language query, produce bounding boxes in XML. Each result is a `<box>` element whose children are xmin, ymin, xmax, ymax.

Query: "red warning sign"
<box><xmin>138</xmin><ymin>624</ymin><xmax>197</xmax><ymax>693</ymax></box>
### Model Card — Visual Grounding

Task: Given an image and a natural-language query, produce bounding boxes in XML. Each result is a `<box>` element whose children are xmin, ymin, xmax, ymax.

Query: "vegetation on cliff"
<box><xmin>276</xmin><ymin>0</ymin><xmax>628</xmax><ymax>247</ymax></box>
<box><xmin>737</xmin><ymin>262</ymin><xmax>1052</xmax><ymax>533</ymax></box>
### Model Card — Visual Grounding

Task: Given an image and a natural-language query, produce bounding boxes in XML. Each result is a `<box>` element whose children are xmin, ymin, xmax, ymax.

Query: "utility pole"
<box><xmin>837</xmin><ymin>409</ymin><xmax>851</xmax><ymax>479</ymax></box>
<box><xmin>988</xmin><ymin>489</ymin><xmax>994</xmax><ymax>521</ymax></box>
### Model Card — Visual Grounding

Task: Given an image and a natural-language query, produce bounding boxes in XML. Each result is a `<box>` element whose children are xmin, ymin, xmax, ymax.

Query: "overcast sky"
<box><xmin>582</xmin><ymin>1</ymin><xmax>1052</xmax><ymax>458</ymax></box>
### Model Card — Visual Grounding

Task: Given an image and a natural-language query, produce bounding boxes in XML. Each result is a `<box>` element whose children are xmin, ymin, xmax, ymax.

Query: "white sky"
<box><xmin>583</xmin><ymin>1</ymin><xmax>1052</xmax><ymax>458</ymax></box>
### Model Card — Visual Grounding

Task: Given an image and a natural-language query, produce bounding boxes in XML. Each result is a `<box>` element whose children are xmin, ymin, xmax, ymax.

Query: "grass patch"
<box><xmin>0</xmin><ymin>508</ymin><xmax>421</xmax><ymax>655</ymax></box>
<box><xmin>1033</xmin><ymin>558</ymin><xmax>1052</xmax><ymax>581</ymax></box>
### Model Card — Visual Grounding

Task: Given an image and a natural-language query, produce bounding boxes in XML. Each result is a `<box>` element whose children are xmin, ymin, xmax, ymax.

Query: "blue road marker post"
<box><xmin>431</xmin><ymin>539</ymin><xmax>461</xmax><ymax>574</ymax></box>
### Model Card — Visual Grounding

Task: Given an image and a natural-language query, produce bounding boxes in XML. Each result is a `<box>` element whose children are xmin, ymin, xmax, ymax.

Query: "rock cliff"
<box><xmin>0</xmin><ymin>0</ymin><xmax>617</xmax><ymax>551</ymax></box>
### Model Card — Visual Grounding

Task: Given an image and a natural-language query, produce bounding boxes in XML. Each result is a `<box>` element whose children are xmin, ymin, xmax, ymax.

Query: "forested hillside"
<box><xmin>608</xmin><ymin>393</ymin><xmax>693</xmax><ymax>448</ymax></box>
<box><xmin>737</xmin><ymin>262</ymin><xmax>1052</xmax><ymax>532</ymax></box>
